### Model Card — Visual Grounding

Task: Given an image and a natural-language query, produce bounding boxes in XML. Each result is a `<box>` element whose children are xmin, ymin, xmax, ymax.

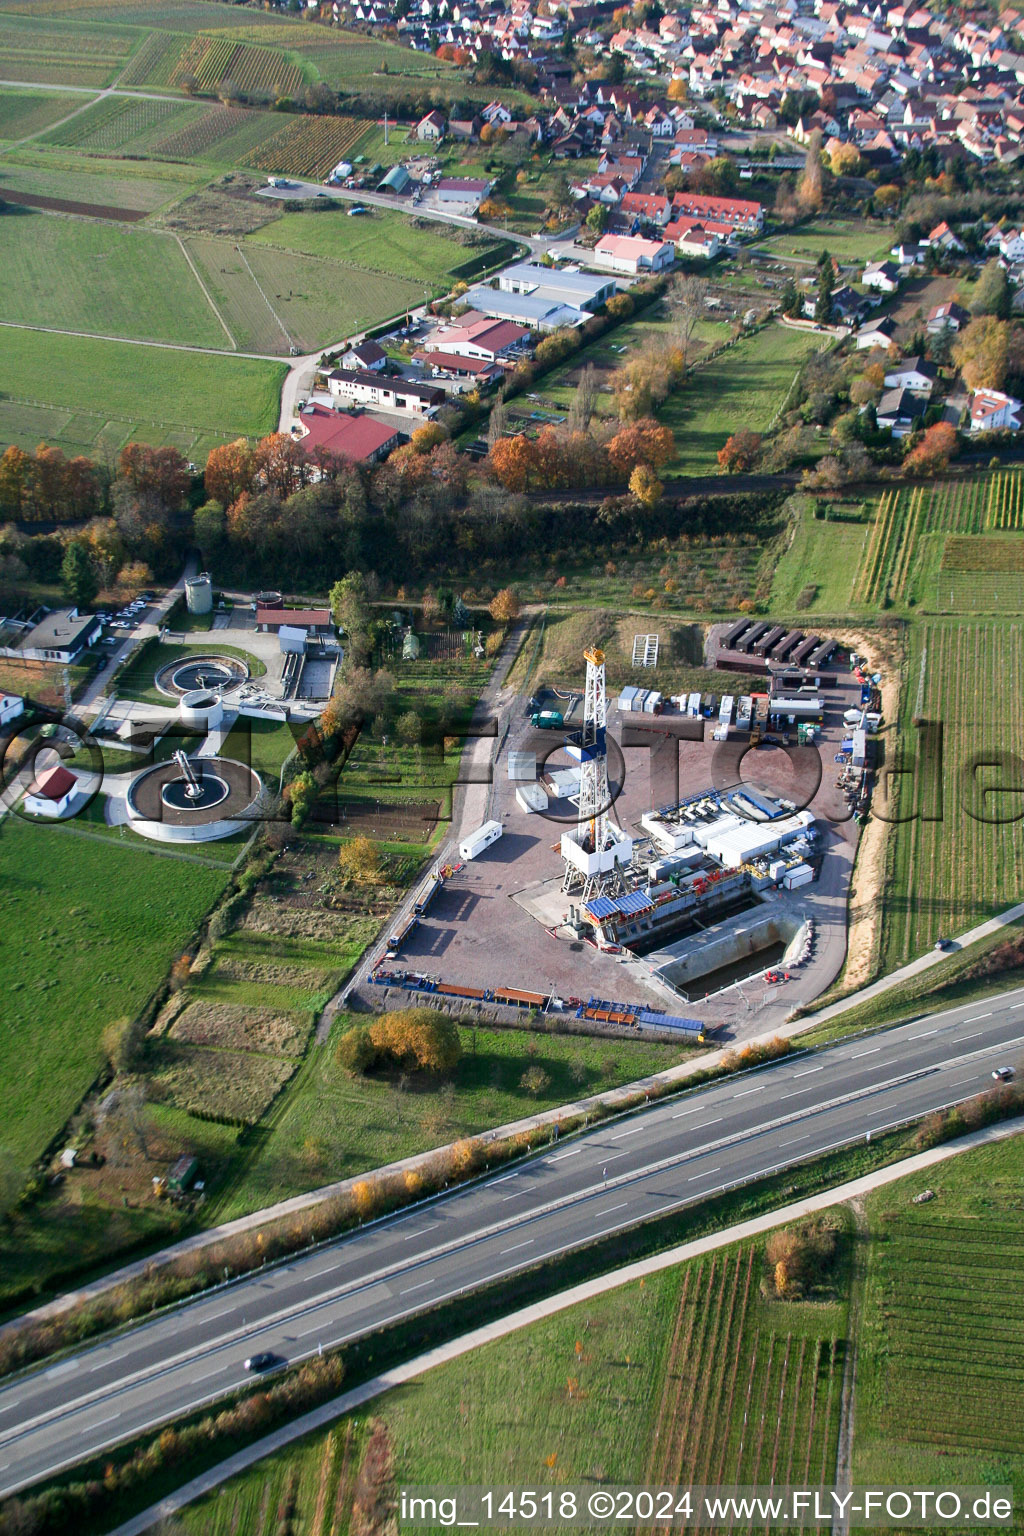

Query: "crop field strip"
<box><xmin>0</xmin><ymin>89</ymin><xmax>85</xmax><ymax>141</ymax></box>
<box><xmin>0</xmin><ymin>13</ymin><xmax>138</xmax><ymax>85</ymax></box>
<box><xmin>240</xmin><ymin>113</ymin><xmax>375</xmax><ymax>181</ymax></box>
<box><xmin>116</xmin><ymin>27</ymin><xmax>185</xmax><ymax>88</ymax></box>
<box><xmin>852</xmin><ymin>478</ymin><xmax>989</xmax><ymax>607</ymax></box>
<box><xmin>881</xmin><ymin>619</ymin><xmax>1024</xmax><ymax>970</ymax></box>
<box><xmin>986</xmin><ymin>467</ymin><xmax>1024</xmax><ymax>528</ymax></box>
<box><xmin>865</xmin><ymin>1215</ymin><xmax>1024</xmax><ymax>1453</ymax></box>
<box><xmin>937</xmin><ymin>532</ymin><xmax>1024</xmax><ymax>613</ymax></box>
<box><xmin>43</xmin><ymin>93</ymin><xmax>201</xmax><ymax>154</ymax></box>
<box><xmin>645</xmin><ymin>1247</ymin><xmax>843</xmax><ymax>1517</ymax></box>
<box><xmin>166</xmin><ymin>32</ymin><xmax>307</xmax><ymax>98</ymax></box>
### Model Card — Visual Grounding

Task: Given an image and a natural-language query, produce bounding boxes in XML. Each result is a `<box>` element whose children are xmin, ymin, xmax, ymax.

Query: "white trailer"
<box><xmin>459</xmin><ymin>819</ymin><xmax>503</xmax><ymax>860</ymax></box>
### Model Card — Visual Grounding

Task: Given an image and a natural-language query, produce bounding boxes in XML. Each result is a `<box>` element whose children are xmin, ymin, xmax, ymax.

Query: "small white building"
<box><xmin>340</xmin><ymin>340</ymin><xmax>387</xmax><ymax>372</ymax></box>
<box><xmin>23</xmin><ymin>763</ymin><xmax>83</xmax><ymax>819</ymax></box>
<box><xmin>969</xmin><ymin>388</ymin><xmax>1022</xmax><ymax>433</ymax></box>
<box><xmin>883</xmin><ymin>356</ymin><xmax>937</xmax><ymax>394</ymax></box>
<box><xmin>415</xmin><ymin>109</ymin><xmax>446</xmax><ymax>141</ymax></box>
<box><xmin>592</xmin><ymin>233</ymin><xmax>675</xmax><ymax>275</ymax></box>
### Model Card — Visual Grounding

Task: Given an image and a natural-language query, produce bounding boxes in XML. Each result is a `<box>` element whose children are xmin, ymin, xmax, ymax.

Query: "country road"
<box><xmin>2</xmin><ymin>987</ymin><xmax>1023</xmax><ymax>1498</ymax></box>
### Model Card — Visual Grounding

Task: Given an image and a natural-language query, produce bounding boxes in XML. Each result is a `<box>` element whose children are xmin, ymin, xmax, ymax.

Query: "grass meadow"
<box><xmin>0</xmin><ymin>212</ymin><xmax>230</xmax><ymax>348</ymax></box>
<box><xmin>770</xmin><ymin>499</ymin><xmax>871</xmax><ymax>615</ymax></box>
<box><xmin>0</xmin><ymin>146</ymin><xmax>201</xmax><ymax>211</ymax></box>
<box><xmin>248</xmin><ymin>207</ymin><xmax>504</xmax><ymax>287</ymax></box>
<box><xmin>0</xmin><ymin>816</ymin><xmax>228</xmax><ymax>1180</ymax></box>
<box><xmin>0</xmin><ymin>89</ymin><xmax>83</xmax><ymax>141</ymax></box>
<box><xmin>0</xmin><ymin>327</ymin><xmax>285</xmax><ymax>457</ymax></box>
<box><xmin>663</xmin><ymin>324</ymin><xmax>826</xmax><ymax>476</ymax></box>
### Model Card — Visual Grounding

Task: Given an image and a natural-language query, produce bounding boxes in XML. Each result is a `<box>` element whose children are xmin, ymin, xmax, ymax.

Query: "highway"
<box><xmin>2</xmin><ymin>987</ymin><xmax>1024</xmax><ymax>1498</ymax></box>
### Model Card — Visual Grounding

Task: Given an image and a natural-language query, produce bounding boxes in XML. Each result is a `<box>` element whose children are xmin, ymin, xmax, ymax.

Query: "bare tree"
<box><xmin>487</xmin><ymin>390</ymin><xmax>507</xmax><ymax>450</ymax></box>
<box><xmin>567</xmin><ymin>363</ymin><xmax>598</xmax><ymax>433</ymax></box>
<box><xmin>672</xmin><ymin>275</ymin><xmax>710</xmax><ymax>371</ymax></box>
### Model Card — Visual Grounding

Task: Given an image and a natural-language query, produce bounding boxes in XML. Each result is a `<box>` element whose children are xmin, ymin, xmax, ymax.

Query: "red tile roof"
<box><xmin>295</xmin><ymin>404</ymin><xmax>399</xmax><ymax>462</ymax></box>
<box><xmin>256</xmin><ymin>606</ymin><xmax>331</xmax><ymax>628</ymax></box>
<box><xmin>28</xmin><ymin>764</ymin><xmax>77</xmax><ymax>801</ymax></box>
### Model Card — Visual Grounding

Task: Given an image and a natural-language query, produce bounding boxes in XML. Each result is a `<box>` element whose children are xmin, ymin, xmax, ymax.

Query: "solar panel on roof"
<box><xmin>585</xmin><ymin>896</ymin><xmax>619</xmax><ymax>919</ymax></box>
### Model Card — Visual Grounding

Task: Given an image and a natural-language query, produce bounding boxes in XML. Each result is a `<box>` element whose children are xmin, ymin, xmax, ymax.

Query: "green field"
<box><xmin>0</xmin><ymin>212</ymin><xmax>230</xmax><ymax>347</ymax></box>
<box><xmin>754</xmin><ymin>219</ymin><xmax>897</xmax><ymax>266</ymax></box>
<box><xmin>881</xmin><ymin>619</ymin><xmax>1024</xmax><ymax>970</ymax></box>
<box><xmin>0</xmin><ymin>88</ymin><xmax>82</xmax><ymax>141</ymax></box>
<box><xmin>662</xmin><ymin>324</ymin><xmax>826</xmax><ymax>476</ymax></box>
<box><xmin>0</xmin><ymin>817</ymin><xmax>228</xmax><ymax>1179</ymax></box>
<box><xmin>185</xmin><ymin>235</ymin><xmax>425</xmax><ymax>354</ymax></box>
<box><xmin>770</xmin><ymin>499</ymin><xmax>871</xmax><ymax>614</ymax></box>
<box><xmin>855</xmin><ymin>1135</ymin><xmax>1024</xmax><ymax>1500</ymax></box>
<box><xmin>41</xmin><ymin>91</ymin><xmax>205</xmax><ymax>155</ymax></box>
<box><xmin>0</xmin><ymin>146</ymin><xmax>201</xmax><ymax>211</ymax></box>
<box><xmin>115</xmin><ymin>640</ymin><xmax>268</xmax><ymax>704</ymax></box>
<box><xmin>0</xmin><ymin>327</ymin><xmax>285</xmax><ymax>457</ymax></box>
<box><xmin>248</xmin><ymin>207</ymin><xmax>504</xmax><ymax>286</ymax></box>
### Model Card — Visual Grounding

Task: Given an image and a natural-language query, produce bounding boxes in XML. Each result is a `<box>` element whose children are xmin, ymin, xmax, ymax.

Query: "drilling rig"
<box><xmin>561</xmin><ymin>646</ymin><xmax>633</xmax><ymax>900</ymax></box>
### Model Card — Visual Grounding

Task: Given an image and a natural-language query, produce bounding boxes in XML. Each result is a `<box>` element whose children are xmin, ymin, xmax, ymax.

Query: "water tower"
<box><xmin>185</xmin><ymin>573</ymin><xmax>213</xmax><ymax>615</ymax></box>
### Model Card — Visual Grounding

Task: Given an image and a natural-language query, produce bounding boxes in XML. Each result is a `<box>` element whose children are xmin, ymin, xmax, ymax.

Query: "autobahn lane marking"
<box><xmin>964</xmin><ymin>1013</ymin><xmax>992</xmax><ymax>1022</ymax></box>
<box><xmin>1012</xmin><ymin>1003</ymin><xmax>1024</xmax><ymax>1009</ymax></box>
<box><xmin>610</xmin><ymin>1125</ymin><xmax>645</xmax><ymax>1140</ymax></box>
<box><xmin>189</xmin><ymin>1365</ymin><xmax>227</xmax><ymax>1384</ymax></box>
<box><xmin>961</xmin><ymin>1031</ymin><xmax>983</xmax><ymax>1040</ymax></box>
<box><xmin>779</xmin><ymin>1134</ymin><xmax>810</xmax><ymax>1147</ymax></box>
<box><xmin>501</xmin><ymin>1190</ymin><xmax>528</xmax><ymax>1200</ymax></box>
<box><xmin>547</xmin><ymin>1148</ymin><xmax>581</xmax><ymax>1162</ymax></box>
<box><xmin>851</xmin><ymin>1047</ymin><xmax>881</xmax><ymax>1057</ymax></box>
<box><xmin>793</xmin><ymin>1065</ymin><xmax>824</xmax><ymax>1077</ymax></box>
<box><xmin>597</xmin><ymin>1202</ymin><xmax>628</xmax><ymax>1216</ymax></box>
<box><xmin>499</xmin><ymin>1239</ymin><xmax>534</xmax><ymax>1255</ymax></box>
<box><xmin>687</xmin><ymin>1166</ymin><xmax>720</xmax><ymax>1181</ymax></box>
<box><xmin>403</xmin><ymin>1224</ymin><xmax>440</xmax><ymax>1240</ymax></box>
<box><xmin>732</xmin><ymin>1086</ymin><xmax>764</xmax><ymax>1098</ymax></box>
<box><xmin>398</xmin><ymin>1279</ymin><xmax>434</xmax><ymax>1296</ymax></box>
<box><xmin>672</xmin><ymin>1105</ymin><xmax>705</xmax><ymax>1118</ymax></box>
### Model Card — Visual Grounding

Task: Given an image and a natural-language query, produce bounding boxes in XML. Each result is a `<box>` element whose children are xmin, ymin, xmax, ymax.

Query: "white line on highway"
<box><xmin>687</xmin><ymin>1166</ymin><xmax>720</xmax><ymax>1181</ymax></box>
<box><xmin>499</xmin><ymin>1239</ymin><xmax>534</xmax><ymax>1255</ymax></box>
<box><xmin>851</xmin><ymin>1047</ymin><xmax>881</xmax><ymax>1057</ymax></box>
<box><xmin>793</xmin><ymin>1065</ymin><xmax>824</xmax><ymax>1077</ymax></box>
<box><xmin>89</xmin><ymin>1412</ymin><xmax>121</xmax><ymax>1428</ymax></box>
<box><xmin>611</xmin><ymin>1125</ymin><xmax>644</xmax><ymax>1140</ymax></box>
<box><xmin>672</xmin><ymin>1105</ymin><xmax>705</xmax><ymax>1118</ymax></box>
<box><xmin>779</xmin><ymin>1134</ymin><xmax>810</xmax><ymax>1147</ymax></box>
<box><xmin>190</xmin><ymin>1365</ymin><xmax>225</xmax><ymax>1384</ymax></box>
<box><xmin>399</xmin><ymin>1279</ymin><xmax>434</xmax><ymax>1296</ymax></box>
<box><xmin>403</xmin><ymin>1224</ymin><xmax>440</xmax><ymax>1240</ymax></box>
<box><xmin>597</xmin><ymin>1202</ymin><xmax>628</xmax><ymax>1216</ymax></box>
<box><xmin>961</xmin><ymin>1032</ymin><xmax>983</xmax><ymax>1040</ymax></box>
<box><xmin>547</xmin><ymin>1148</ymin><xmax>581</xmax><ymax>1162</ymax></box>
<box><xmin>700</xmin><ymin>1117</ymin><xmax>723</xmax><ymax>1128</ymax></box>
<box><xmin>602</xmin><ymin>1151</ymin><xmax>629</xmax><ymax>1164</ymax></box>
<box><xmin>733</xmin><ymin>1086</ymin><xmax>764</xmax><ymax>1098</ymax></box>
<box><xmin>1012</xmin><ymin>1002</ymin><xmax>1024</xmax><ymax>1010</ymax></box>
<box><xmin>964</xmin><ymin>1013</ymin><xmax>992</xmax><ymax>1022</ymax></box>
<box><xmin>501</xmin><ymin>1190</ymin><xmax>527</xmax><ymax>1201</ymax></box>
<box><xmin>916</xmin><ymin>1028</ymin><xmax>939</xmax><ymax>1036</ymax></box>
<box><xmin>491</xmin><ymin>1172</ymin><xmax>519</xmax><ymax>1185</ymax></box>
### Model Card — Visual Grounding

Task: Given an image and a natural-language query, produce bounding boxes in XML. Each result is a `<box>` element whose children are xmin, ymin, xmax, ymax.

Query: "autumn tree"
<box><xmin>193</xmin><ymin>499</ymin><xmax>227</xmax><ymax>561</ymax></box>
<box><xmin>606</xmin><ymin>418</ymin><xmax>674</xmax><ymax>476</ymax></box>
<box><xmin>629</xmin><ymin>463</ymin><xmax>663</xmax><ymax>506</ymax></box>
<box><xmin>488</xmin><ymin>434</ymin><xmax>534</xmax><ymax>492</ymax></box>
<box><xmin>204</xmin><ymin>439</ymin><xmax>255</xmax><ymax>507</ymax></box>
<box><xmin>410</xmin><ymin>421</ymin><xmax>447</xmax><ymax>453</ymax></box>
<box><xmin>0</xmin><ymin>446</ymin><xmax>31</xmax><ymax>517</ymax></box>
<box><xmin>904</xmin><ymin>421</ymin><xmax>959</xmax><ymax>476</ymax></box>
<box><xmin>117</xmin><ymin>443</ymin><xmax>190</xmax><ymax>513</ymax></box>
<box><xmin>253</xmin><ymin>433</ymin><xmax>306</xmax><ymax>498</ymax></box>
<box><xmin>330</xmin><ymin>570</ymin><xmax>373</xmax><ymax>665</ymax></box>
<box><xmin>369</xmin><ymin>1008</ymin><xmax>463</xmax><ymax>1074</ymax></box>
<box><xmin>520</xmin><ymin>1065</ymin><xmax>551</xmax><ymax>1097</ymax></box>
<box><xmin>489</xmin><ymin>586</ymin><xmax>521</xmax><ymax>621</ymax></box>
<box><xmin>828</xmin><ymin>141</ymin><xmax>862</xmax><ymax>176</ymax></box>
<box><xmin>338</xmin><ymin>833</ymin><xmax>384</xmax><ymax>884</ymax></box>
<box><xmin>953</xmin><ymin>315</ymin><xmax>1009</xmax><ymax>390</ymax></box>
<box><xmin>717</xmin><ymin>430</ymin><xmax>762</xmax><ymax>473</ymax></box>
<box><xmin>797</xmin><ymin>128</ymin><xmax>824</xmax><ymax>212</ymax></box>
<box><xmin>969</xmin><ymin>259</ymin><xmax>1011</xmax><ymax>320</ymax></box>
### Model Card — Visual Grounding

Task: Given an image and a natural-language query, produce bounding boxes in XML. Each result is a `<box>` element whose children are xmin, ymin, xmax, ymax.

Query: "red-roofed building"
<box><xmin>969</xmin><ymin>389</ymin><xmax>1022</xmax><ymax>433</ymax></box>
<box><xmin>619</xmin><ymin>190</ymin><xmax>671</xmax><ymax>226</ymax></box>
<box><xmin>24</xmin><ymin>763</ymin><xmax>82</xmax><ymax>819</ymax></box>
<box><xmin>256</xmin><ymin>606</ymin><xmax>332</xmax><ymax>631</ymax></box>
<box><xmin>434</xmin><ymin>317</ymin><xmax>530</xmax><ymax>362</ymax></box>
<box><xmin>669</xmin><ymin>191</ymin><xmax>764</xmax><ymax>233</ymax></box>
<box><xmin>415</xmin><ymin>350</ymin><xmax>503</xmax><ymax>382</ymax></box>
<box><xmin>293</xmin><ymin>404</ymin><xmax>400</xmax><ymax>464</ymax></box>
<box><xmin>593</xmin><ymin>233</ymin><xmax>675</xmax><ymax>274</ymax></box>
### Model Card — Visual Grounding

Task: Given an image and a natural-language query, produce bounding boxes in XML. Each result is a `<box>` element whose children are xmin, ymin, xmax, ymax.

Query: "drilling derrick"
<box><xmin>561</xmin><ymin>646</ymin><xmax>633</xmax><ymax>900</ymax></box>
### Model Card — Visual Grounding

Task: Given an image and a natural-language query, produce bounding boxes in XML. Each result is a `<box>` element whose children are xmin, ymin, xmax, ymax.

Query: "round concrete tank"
<box><xmin>178</xmin><ymin>689</ymin><xmax>224</xmax><ymax>731</ymax></box>
<box><xmin>185</xmin><ymin>573</ymin><xmax>213</xmax><ymax>614</ymax></box>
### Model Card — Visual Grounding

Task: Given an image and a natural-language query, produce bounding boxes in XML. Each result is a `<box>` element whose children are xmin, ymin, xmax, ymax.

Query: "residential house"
<box><xmin>876</xmin><ymin>385</ymin><xmax>928</xmax><ymax>436</ymax></box>
<box><xmin>856</xmin><ymin>315</ymin><xmax>898</xmax><ymax>350</ymax></box>
<box><xmin>666</xmin><ymin>220</ymin><xmax>721</xmax><ymax>259</ymax></box>
<box><xmin>969</xmin><ymin>388</ymin><xmax>1022</xmax><ymax>431</ymax></box>
<box><xmin>434</xmin><ymin>315</ymin><xmax>531</xmax><ymax>361</ymax></box>
<box><xmin>340</xmin><ymin>340</ymin><xmax>387</xmax><ymax>372</ymax></box>
<box><xmin>0</xmin><ymin>607</ymin><xmax>101</xmax><ymax>664</ymax></box>
<box><xmin>293</xmin><ymin>404</ymin><xmax>400</xmax><ymax>464</ymax></box>
<box><xmin>863</xmin><ymin>260</ymin><xmax>901</xmax><ymax>293</ymax></box>
<box><xmin>926</xmin><ymin>300</ymin><xmax>969</xmax><ymax>333</ymax></box>
<box><xmin>669</xmin><ymin>191</ymin><xmax>764</xmax><ymax>233</ymax></box>
<box><xmin>415</xmin><ymin>109</ymin><xmax>447</xmax><ymax>141</ymax></box>
<box><xmin>928</xmin><ymin>220</ymin><xmax>965</xmax><ymax>252</ymax></box>
<box><xmin>884</xmin><ymin>356</ymin><xmax>938</xmax><ymax>393</ymax></box>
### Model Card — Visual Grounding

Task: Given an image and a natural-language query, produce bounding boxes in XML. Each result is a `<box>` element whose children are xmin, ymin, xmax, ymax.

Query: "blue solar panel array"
<box><xmin>584</xmin><ymin>890</ymin><xmax>656</xmax><ymax>920</ymax></box>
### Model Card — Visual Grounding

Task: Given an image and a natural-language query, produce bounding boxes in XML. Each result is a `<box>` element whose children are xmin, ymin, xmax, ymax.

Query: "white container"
<box><xmin>459</xmin><ymin>819</ymin><xmax>503</xmax><ymax>860</ymax></box>
<box><xmin>516</xmin><ymin>783</ymin><xmax>548</xmax><ymax>814</ymax></box>
<box><xmin>783</xmin><ymin>862</ymin><xmax>814</xmax><ymax>889</ymax></box>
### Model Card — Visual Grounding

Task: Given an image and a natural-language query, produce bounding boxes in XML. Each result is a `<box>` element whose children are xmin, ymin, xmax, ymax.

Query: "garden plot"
<box><xmin>167</xmin><ymin>999</ymin><xmax>311</xmax><ymax>1057</ymax></box>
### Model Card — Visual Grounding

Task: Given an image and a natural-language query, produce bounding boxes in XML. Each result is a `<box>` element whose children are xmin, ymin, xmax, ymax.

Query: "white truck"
<box><xmin>459</xmin><ymin>819</ymin><xmax>502</xmax><ymax>861</ymax></box>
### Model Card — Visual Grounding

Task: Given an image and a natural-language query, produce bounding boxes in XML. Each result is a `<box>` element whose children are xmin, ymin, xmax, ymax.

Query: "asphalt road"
<box><xmin>3</xmin><ymin>989</ymin><xmax>1024</xmax><ymax>1498</ymax></box>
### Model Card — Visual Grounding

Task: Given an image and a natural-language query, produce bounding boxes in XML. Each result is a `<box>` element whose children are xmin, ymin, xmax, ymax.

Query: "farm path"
<box><xmin>0</xmin><ymin>318</ymin><xmax>280</xmax><ymax>362</ymax></box>
<box><xmin>174</xmin><ymin>234</ymin><xmax>237</xmax><ymax>351</ymax></box>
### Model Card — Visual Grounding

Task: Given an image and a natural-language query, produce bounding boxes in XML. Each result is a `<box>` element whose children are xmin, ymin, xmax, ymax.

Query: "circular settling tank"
<box><xmin>155</xmin><ymin>653</ymin><xmax>249</xmax><ymax>699</ymax></box>
<box><xmin>177</xmin><ymin>688</ymin><xmax>225</xmax><ymax>730</ymax></box>
<box><xmin>126</xmin><ymin>756</ymin><xmax>262</xmax><ymax>843</ymax></box>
